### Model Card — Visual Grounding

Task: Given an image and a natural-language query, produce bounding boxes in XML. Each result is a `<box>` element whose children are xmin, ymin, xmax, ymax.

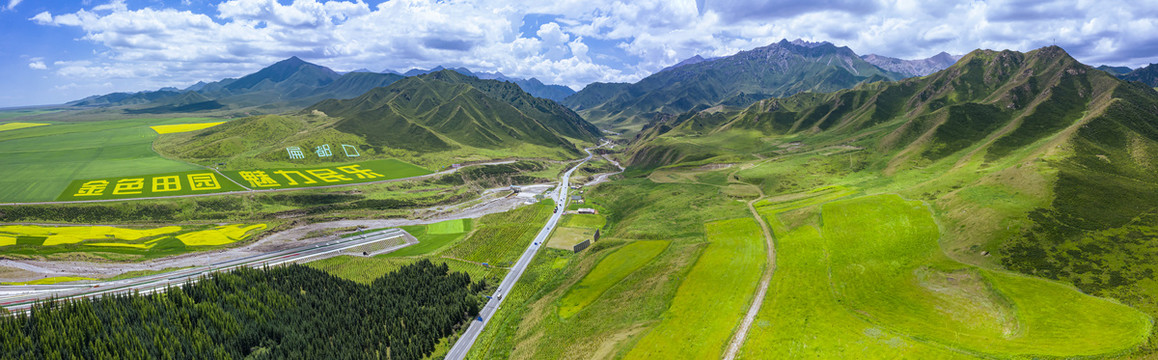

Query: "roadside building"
<box><xmin>570</xmin><ymin>195</ymin><xmax>584</xmax><ymax>203</ymax></box>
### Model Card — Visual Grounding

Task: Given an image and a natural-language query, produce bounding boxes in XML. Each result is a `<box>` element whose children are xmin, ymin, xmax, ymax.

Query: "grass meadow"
<box><xmin>623</xmin><ymin>218</ymin><xmax>764</xmax><ymax>359</ymax></box>
<box><xmin>0</xmin><ymin>117</ymin><xmax>215</xmax><ymax>202</ymax></box>
<box><xmin>737</xmin><ymin>193</ymin><xmax>1151</xmax><ymax>358</ymax></box>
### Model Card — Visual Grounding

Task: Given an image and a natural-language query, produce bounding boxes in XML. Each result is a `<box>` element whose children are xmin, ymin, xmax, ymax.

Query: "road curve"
<box><xmin>444</xmin><ymin>143</ymin><xmax>600</xmax><ymax>360</ymax></box>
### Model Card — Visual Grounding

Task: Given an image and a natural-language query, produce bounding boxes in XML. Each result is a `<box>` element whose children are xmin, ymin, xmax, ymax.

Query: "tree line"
<box><xmin>0</xmin><ymin>260</ymin><xmax>486</xmax><ymax>359</ymax></box>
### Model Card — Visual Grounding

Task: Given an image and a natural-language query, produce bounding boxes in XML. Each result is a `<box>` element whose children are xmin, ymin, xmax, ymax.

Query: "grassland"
<box><xmin>0</xmin><ymin>109</ymin><xmax>60</xmax><ymax>120</ymax></box>
<box><xmin>149</xmin><ymin>121</ymin><xmax>224</xmax><ymax>134</ymax></box>
<box><xmin>427</xmin><ymin>218</ymin><xmax>466</xmax><ymax>234</ymax></box>
<box><xmin>445</xmin><ymin>200</ymin><xmax>554</xmax><ymax>266</ymax></box>
<box><xmin>469</xmin><ymin>177</ymin><xmax>749</xmax><ymax>359</ymax></box>
<box><xmin>561</xmin><ymin>213</ymin><xmax>606</xmax><ymax>229</ymax></box>
<box><xmin>0</xmin><ymin>223</ymin><xmax>267</xmax><ymax>261</ymax></box>
<box><xmin>307</xmin><ymin>255</ymin><xmax>502</xmax><ymax>285</ymax></box>
<box><xmin>624</xmin><ymin>218</ymin><xmax>764</xmax><ymax>359</ymax></box>
<box><xmin>556</xmin><ymin>240</ymin><xmax>668</xmax><ymax>318</ymax></box>
<box><xmin>383</xmin><ymin>220</ymin><xmax>472</xmax><ymax>258</ymax></box>
<box><xmin>737</xmin><ymin>193</ymin><xmax>1151</xmax><ymax>358</ymax></box>
<box><xmin>0</xmin><ymin>122</ymin><xmax>49</xmax><ymax>132</ymax></box>
<box><xmin>545</xmin><ymin>227</ymin><xmax>596</xmax><ymax>250</ymax></box>
<box><xmin>0</xmin><ymin>117</ymin><xmax>215</xmax><ymax>202</ymax></box>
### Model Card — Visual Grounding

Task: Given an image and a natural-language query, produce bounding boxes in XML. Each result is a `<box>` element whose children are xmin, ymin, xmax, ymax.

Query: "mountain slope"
<box><xmin>158</xmin><ymin>70</ymin><xmax>601</xmax><ymax>169</ymax></box>
<box><xmin>1120</xmin><ymin>63</ymin><xmax>1158</xmax><ymax>87</ymax></box>
<box><xmin>567</xmin><ymin>39</ymin><xmax>904</xmax><ymax>132</ymax></box>
<box><xmin>861</xmin><ymin>52</ymin><xmax>962</xmax><ymax>78</ymax></box>
<box><xmin>308</xmin><ymin>70</ymin><xmax>599</xmax><ymax>152</ymax></box>
<box><xmin>626</xmin><ymin>45</ymin><xmax>1158</xmax><ymax>326</ymax></box>
<box><xmin>1096</xmin><ymin>65</ymin><xmax>1133</xmax><ymax>76</ymax></box>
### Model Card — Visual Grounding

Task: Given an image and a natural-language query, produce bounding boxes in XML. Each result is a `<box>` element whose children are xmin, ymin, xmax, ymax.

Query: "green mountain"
<box><xmin>561</xmin><ymin>82</ymin><xmax>630</xmax><ymax>110</ymax></box>
<box><xmin>1096</xmin><ymin>65</ymin><xmax>1133</xmax><ymax>76</ymax></box>
<box><xmin>158</xmin><ymin>69</ymin><xmax>601</xmax><ymax>169</ymax></box>
<box><xmin>308</xmin><ymin>71</ymin><xmax>405</xmax><ymax>100</ymax></box>
<box><xmin>308</xmin><ymin>70</ymin><xmax>600</xmax><ymax>152</ymax></box>
<box><xmin>626</xmin><ymin>45</ymin><xmax>1158</xmax><ymax>320</ymax></box>
<box><xmin>1120</xmin><ymin>63</ymin><xmax>1158</xmax><ymax>87</ymax></box>
<box><xmin>564</xmin><ymin>39</ymin><xmax>903</xmax><ymax>132</ymax></box>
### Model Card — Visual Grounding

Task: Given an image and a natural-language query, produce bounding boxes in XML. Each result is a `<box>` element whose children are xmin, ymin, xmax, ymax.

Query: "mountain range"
<box><xmin>70</xmin><ymin>58</ymin><xmax>579</xmax><ymax>113</ymax></box>
<box><xmin>625</xmin><ymin>45</ymin><xmax>1158</xmax><ymax>314</ymax></box>
<box><xmin>860</xmin><ymin>51</ymin><xmax>962</xmax><ymax>77</ymax></box>
<box><xmin>157</xmin><ymin>69</ymin><xmax>600</xmax><ymax>169</ymax></box>
<box><xmin>391</xmin><ymin>66</ymin><xmax>577</xmax><ymax>101</ymax></box>
<box><xmin>1119</xmin><ymin>63</ymin><xmax>1158</xmax><ymax>87</ymax></box>
<box><xmin>561</xmin><ymin>39</ymin><xmax>916</xmax><ymax>132</ymax></box>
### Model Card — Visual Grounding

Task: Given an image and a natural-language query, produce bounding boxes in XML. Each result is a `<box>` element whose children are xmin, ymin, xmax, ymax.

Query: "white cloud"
<box><xmin>5</xmin><ymin>0</ymin><xmax>22</xmax><ymax>11</ymax></box>
<box><xmin>20</xmin><ymin>0</ymin><xmax>1158</xmax><ymax>100</ymax></box>
<box><xmin>28</xmin><ymin>60</ymin><xmax>47</xmax><ymax>70</ymax></box>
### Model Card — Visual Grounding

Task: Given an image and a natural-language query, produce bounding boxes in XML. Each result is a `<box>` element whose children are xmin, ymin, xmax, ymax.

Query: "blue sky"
<box><xmin>2</xmin><ymin>0</ymin><xmax>1157</xmax><ymax>107</ymax></box>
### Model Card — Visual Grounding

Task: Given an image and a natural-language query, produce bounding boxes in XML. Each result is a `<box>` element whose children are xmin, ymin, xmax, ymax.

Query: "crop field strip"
<box><xmin>0</xmin><ymin>223</ymin><xmax>267</xmax><ymax>260</ymax></box>
<box><xmin>0</xmin><ymin>122</ymin><xmax>49</xmax><ymax>132</ymax></box>
<box><xmin>0</xmin><ymin>118</ymin><xmax>213</xmax><ymax>202</ymax></box>
<box><xmin>556</xmin><ymin>240</ymin><xmax>668</xmax><ymax>318</ymax></box>
<box><xmin>149</xmin><ymin>121</ymin><xmax>224</xmax><ymax>134</ymax></box>
<box><xmin>624</xmin><ymin>218</ymin><xmax>765</xmax><ymax>359</ymax></box>
<box><xmin>736</xmin><ymin>193</ymin><xmax>1151</xmax><ymax>359</ymax></box>
<box><xmin>445</xmin><ymin>200</ymin><xmax>554</xmax><ymax>266</ymax></box>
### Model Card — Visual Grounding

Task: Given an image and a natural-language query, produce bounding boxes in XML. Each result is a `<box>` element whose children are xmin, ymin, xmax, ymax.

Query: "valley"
<box><xmin>2</xmin><ymin>17</ymin><xmax>1158</xmax><ymax>360</ymax></box>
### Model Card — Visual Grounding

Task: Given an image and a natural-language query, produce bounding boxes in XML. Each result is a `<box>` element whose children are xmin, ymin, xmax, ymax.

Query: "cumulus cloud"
<box><xmin>28</xmin><ymin>60</ymin><xmax>47</xmax><ymax>70</ymax></box>
<box><xmin>5</xmin><ymin>0</ymin><xmax>22</xmax><ymax>11</ymax></box>
<box><xmin>20</xmin><ymin>0</ymin><xmax>1158</xmax><ymax>97</ymax></box>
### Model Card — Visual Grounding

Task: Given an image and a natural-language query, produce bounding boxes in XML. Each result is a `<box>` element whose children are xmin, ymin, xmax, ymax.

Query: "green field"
<box><xmin>307</xmin><ymin>255</ymin><xmax>501</xmax><ymax>285</ymax></box>
<box><xmin>445</xmin><ymin>200</ymin><xmax>554</xmax><ymax>266</ymax></box>
<box><xmin>545</xmin><ymin>227</ymin><xmax>595</xmax><ymax>250</ymax></box>
<box><xmin>561</xmin><ymin>213</ymin><xmax>606</xmax><ymax>229</ymax></box>
<box><xmin>556</xmin><ymin>240</ymin><xmax>667</xmax><ymax>318</ymax></box>
<box><xmin>427</xmin><ymin>218</ymin><xmax>467</xmax><ymax>234</ymax></box>
<box><xmin>624</xmin><ymin>218</ymin><xmax>765</xmax><ymax>359</ymax></box>
<box><xmin>383</xmin><ymin>220</ymin><xmax>472</xmax><ymax>258</ymax></box>
<box><xmin>738</xmin><ymin>194</ymin><xmax>1151</xmax><ymax>358</ymax></box>
<box><xmin>0</xmin><ymin>118</ymin><xmax>216</xmax><ymax>202</ymax></box>
<box><xmin>0</xmin><ymin>109</ymin><xmax>60</xmax><ymax>120</ymax></box>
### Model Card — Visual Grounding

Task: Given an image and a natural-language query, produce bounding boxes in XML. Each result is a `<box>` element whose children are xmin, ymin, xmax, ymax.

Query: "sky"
<box><xmin>2</xmin><ymin>0</ymin><xmax>1157</xmax><ymax>107</ymax></box>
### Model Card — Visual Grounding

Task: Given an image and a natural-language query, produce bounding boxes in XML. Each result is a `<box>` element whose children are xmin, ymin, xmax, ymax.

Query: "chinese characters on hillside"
<box><xmin>236</xmin><ymin>165</ymin><xmax>384</xmax><ymax>188</ymax></box>
<box><xmin>285</xmin><ymin>144</ymin><xmax>359</xmax><ymax>160</ymax></box>
<box><xmin>74</xmin><ymin>173</ymin><xmax>223</xmax><ymax>197</ymax></box>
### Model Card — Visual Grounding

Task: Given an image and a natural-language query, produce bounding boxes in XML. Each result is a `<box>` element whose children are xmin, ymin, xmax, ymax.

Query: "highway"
<box><xmin>0</xmin><ymin>228</ymin><xmax>414</xmax><ymax>313</ymax></box>
<box><xmin>444</xmin><ymin>145</ymin><xmax>597</xmax><ymax>360</ymax></box>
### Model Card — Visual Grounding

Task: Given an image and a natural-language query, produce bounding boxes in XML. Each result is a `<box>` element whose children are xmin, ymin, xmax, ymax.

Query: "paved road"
<box><xmin>444</xmin><ymin>144</ymin><xmax>599</xmax><ymax>360</ymax></box>
<box><xmin>0</xmin><ymin>228</ymin><xmax>414</xmax><ymax>313</ymax></box>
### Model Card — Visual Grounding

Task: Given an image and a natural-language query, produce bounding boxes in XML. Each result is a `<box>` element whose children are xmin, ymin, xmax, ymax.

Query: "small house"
<box><xmin>570</xmin><ymin>195</ymin><xmax>584</xmax><ymax>203</ymax></box>
<box><xmin>577</xmin><ymin>208</ymin><xmax>597</xmax><ymax>214</ymax></box>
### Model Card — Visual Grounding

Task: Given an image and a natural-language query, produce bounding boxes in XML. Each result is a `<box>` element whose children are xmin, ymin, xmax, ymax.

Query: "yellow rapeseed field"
<box><xmin>0</xmin><ymin>122</ymin><xmax>49</xmax><ymax>132</ymax></box>
<box><xmin>3</xmin><ymin>276</ymin><xmax>95</xmax><ymax>285</ymax></box>
<box><xmin>176</xmin><ymin>224</ymin><xmax>267</xmax><ymax>246</ymax></box>
<box><xmin>149</xmin><ymin>122</ymin><xmax>224</xmax><ymax>134</ymax></box>
<box><xmin>0</xmin><ymin>225</ymin><xmax>182</xmax><ymax>246</ymax></box>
